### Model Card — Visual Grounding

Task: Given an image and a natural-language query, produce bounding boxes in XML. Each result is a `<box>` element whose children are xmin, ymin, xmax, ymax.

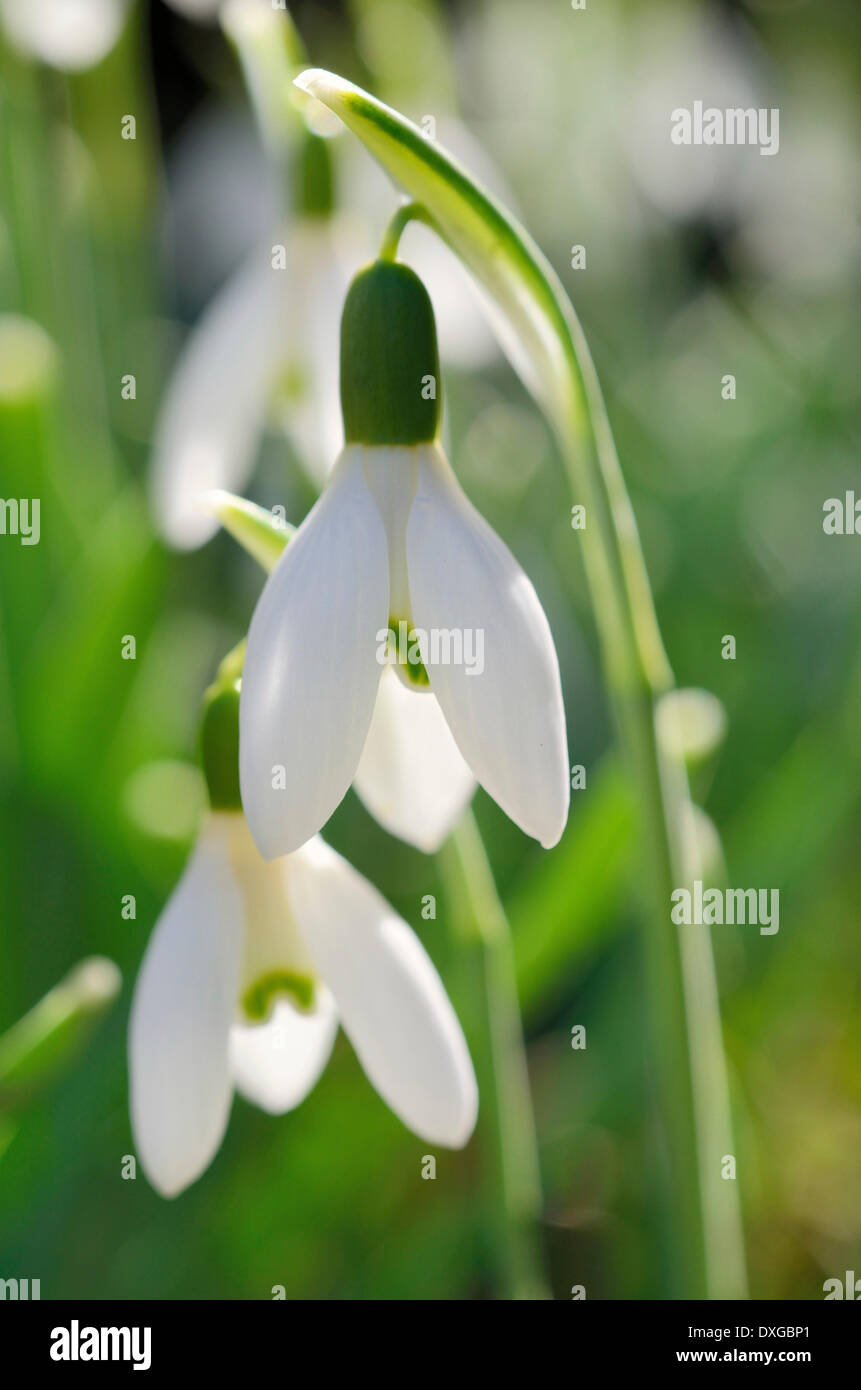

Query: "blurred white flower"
<box><xmin>129</xmin><ymin>811</ymin><xmax>478</xmax><ymax>1197</ymax></box>
<box><xmin>0</xmin><ymin>0</ymin><xmax>131</xmax><ymax>71</ymax></box>
<box><xmin>150</xmin><ymin>103</ymin><xmax>507</xmax><ymax>549</ymax></box>
<box><xmin>0</xmin><ymin>0</ymin><xmax>236</xmax><ymax>72</ymax></box>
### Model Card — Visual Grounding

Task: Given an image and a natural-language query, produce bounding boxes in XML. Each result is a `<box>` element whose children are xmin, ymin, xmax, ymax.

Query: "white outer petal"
<box><xmin>150</xmin><ymin>250</ymin><xmax>284</xmax><ymax>550</ymax></box>
<box><xmin>230</xmin><ymin>990</ymin><xmax>338</xmax><ymax>1115</ymax></box>
<box><xmin>288</xmin><ymin>838</ymin><xmax>478</xmax><ymax>1148</ymax></box>
<box><xmin>128</xmin><ymin>816</ymin><xmax>243</xmax><ymax>1198</ymax></box>
<box><xmin>0</xmin><ymin>0</ymin><xmax>129</xmax><ymax>71</ymax></box>
<box><xmin>239</xmin><ymin>447</ymin><xmax>388</xmax><ymax>859</ymax></box>
<box><xmin>407</xmin><ymin>444</ymin><xmax>569</xmax><ymax>848</ymax></box>
<box><xmin>354</xmin><ymin>667</ymin><xmax>475</xmax><ymax>853</ymax></box>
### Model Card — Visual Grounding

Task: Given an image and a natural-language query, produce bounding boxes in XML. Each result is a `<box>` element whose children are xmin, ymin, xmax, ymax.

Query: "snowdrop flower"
<box><xmin>155</xmin><ymin>122</ymin><xmax>479</xmax><ymax>854</ymax></box>
<box><xmin>208</xmin><ymin>490</ymin><xmax>476</xmax><ymax>853</ymax></box>
<box><xmin>240</xmin><ymin>257</ymin><xmax>569</xmax><ymax>860</ymax></box>
<box><xmin>151</xmin><ymin>130</ymin><xmax>348</xmax><ymax>549</ymax></box>
<box><xmin>129</xmin><ymin>671</ymin><xmax>477</xmax><ymax>1197</ymax></box>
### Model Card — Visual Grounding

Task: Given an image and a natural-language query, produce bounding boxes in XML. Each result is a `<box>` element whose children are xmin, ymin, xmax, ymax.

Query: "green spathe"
<box><xmin>340</xmin><ymin>260</ymin><xmax>440</xmax><ymax>445</ymax></box>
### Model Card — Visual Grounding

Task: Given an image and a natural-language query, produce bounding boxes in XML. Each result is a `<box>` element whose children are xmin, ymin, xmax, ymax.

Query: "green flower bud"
<box><xmin>199</xmin><ymin>650</ymin><xmax>244</xmax><ymax>812</ymax></box>
<box><xmin>340</xmin><ymin>260</ymin><xmax>440</xmax><ymax>446</ymax></box>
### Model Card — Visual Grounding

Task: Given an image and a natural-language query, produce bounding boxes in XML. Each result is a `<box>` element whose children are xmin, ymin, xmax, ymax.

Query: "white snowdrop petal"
<box><xmin>128</xmin><ymin>816</ymin><xmax>243</xmax><ymax>1197</ymax></box>
<box><xmin>354</xmin><ymin>667</ymin><xmax>475</xmax><ymax>852</ymax></box>
<box><xmin>239</xmin><ymin>447</ymin><xmax>388</xmax><ymax>859</ymax></box>
<box><xmin>288</xmin><ymin>838</ymin><xmax>478</xmax><ymax>1148</ymax></box>
<box><xmin>407</xmin><ymin>444</ymin><xmax>569</xmax><ymax>848</ymax></box>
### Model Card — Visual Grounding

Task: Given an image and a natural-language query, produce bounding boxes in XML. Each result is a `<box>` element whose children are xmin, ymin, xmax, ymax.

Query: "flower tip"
<box><xmin>148</xmin><ymin>1172</ymin><xmax>185</xmax><ymax>1201</ymax></box>
<box><xmin>436</xmin><ymin>1082</ymin><xmax>479</xmax><ymax>1151</ymax></box>
<box><xmin>539</xmin><ymin>819</ymin><xmax>566</xmax><ymax>851</ymax></box>
<box><xmin>68</xmin><ymin>956</ymin><xmax>122</xmax><ymax>1011</ymax></box>
<box><xmin>452</xmin><ymin>1103</ymin><xmax>479</xmax><ymax>1151</ymax></box>
<box><xmin>292</xmin><ymin>67</ymin><xmax>329</xmax><ymax>97</ymax></box>
<box><xmin>239</xmin><ymin>804</ymin><xmax>289</xmax><ymax>864</ymax></box>
<box><xmin>199</xmin><ymin>488</ymin><xmax>233</xmax><ymax>519</ymax></box>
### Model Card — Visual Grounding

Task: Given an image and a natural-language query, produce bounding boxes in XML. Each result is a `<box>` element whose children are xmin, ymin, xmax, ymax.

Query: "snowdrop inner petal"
<box><xmin>128</xmin><ymin>815</ymin><xmax>243</xmax><ymax>1198</ymax></box>
<box><xmin>230</xmin><ymin>991</ymin><xmax>338</xmax><ymax>1116</ymax></box>
<box><xmin>288</xmin><ymin>838</ymin><xmax>478</xmax><ymax>1149</ymax></box>
<box><xmin>224</xmin><ymin>816</ymin><xmax>318</xmax><ymax>1018</ymax></box>
<box><xmin>354</xmin><ymin>666</ymin><xmax>476</xmax><ymax>853</ymax></box>
<box><xmin>240</xmin><ymin>447</ymin><xmax>389</xmax><ymax>859</ymax></box>
<box><xmin>407</xmin><ymin>443</ymin><xmax>570</xmax><ymax>848</ymax></box>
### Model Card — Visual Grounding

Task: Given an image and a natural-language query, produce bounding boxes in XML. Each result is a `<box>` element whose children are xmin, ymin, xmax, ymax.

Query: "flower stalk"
<box><xmin>441</xmin><ymin>811</ymin><xmax>548</xmax><ymax>1301</ymax></box>
<box><xmin>0</xmin><ymin>958</ymin><xmax>121</xmax><ymax>1108</ymax></box>
<box><xmin>294</xmin><ymin>69</ymin><xmax>747</xmax><ymax>1299</ymax></box>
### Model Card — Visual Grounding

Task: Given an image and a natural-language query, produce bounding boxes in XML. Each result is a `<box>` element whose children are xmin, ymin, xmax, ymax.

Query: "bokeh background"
<box><xmin>0</xmin><ymin>0</ymin><xmax>859</xmax><ymax>1299</ymax></box>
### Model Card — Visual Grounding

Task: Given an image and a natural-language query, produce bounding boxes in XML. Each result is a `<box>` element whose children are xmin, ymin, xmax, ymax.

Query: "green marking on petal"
<box><xmin>386</xmin><ymin>616</ymin><xmax>430</xmax><ymax>688</ymax></box>
<box><xmin>242</xmin><ymin>971</ymin><xmax>316</xmax><ymax>1022</ymax></box>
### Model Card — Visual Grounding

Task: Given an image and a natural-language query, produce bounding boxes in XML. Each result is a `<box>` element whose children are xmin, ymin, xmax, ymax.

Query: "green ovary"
<box><xmin>241</xmin><ymin>971</ymin><xmax>316</xmax><ymax>1022</ymax></box>
<box><xmin>387</xmin><ymin>615</ymin><xmax>430</xmax><ymax>689</ymax></box>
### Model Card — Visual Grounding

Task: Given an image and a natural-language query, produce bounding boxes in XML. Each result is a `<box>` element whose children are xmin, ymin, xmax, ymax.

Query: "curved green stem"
<box><xmin>294</xmin><ymin>69</ymin><xmax>748</xmax><ymax>1298</ymax></box>
<box><xmin>378</xmin><ymin>200</ymin><xmax>434</xmax><ymax>261</ymax></box>
<box><xmin>441</xmin><ymin>811</ymin><xmax>548</xmax><ymax>1301</ymax></box>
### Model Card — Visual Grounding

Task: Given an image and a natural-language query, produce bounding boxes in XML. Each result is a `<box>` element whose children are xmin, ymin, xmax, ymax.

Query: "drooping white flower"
<box><xmin>240</xmin><ymin>259</ymin><xmax>569</xmax><ymax>860</ymax></box>
<box><xmin>207</xmin><ymin>489</ymin><xmax>478</xmax><ymax>854</ymax></box>
<box><xmin>129</xmin><ymin>810</ymin><xmax>478</xmax><ymax>1197</ymax></box>
<box><xmin>151</xmin><ymin>245</ymin><xmax>290</xmax><ymax>551</ymax></box>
